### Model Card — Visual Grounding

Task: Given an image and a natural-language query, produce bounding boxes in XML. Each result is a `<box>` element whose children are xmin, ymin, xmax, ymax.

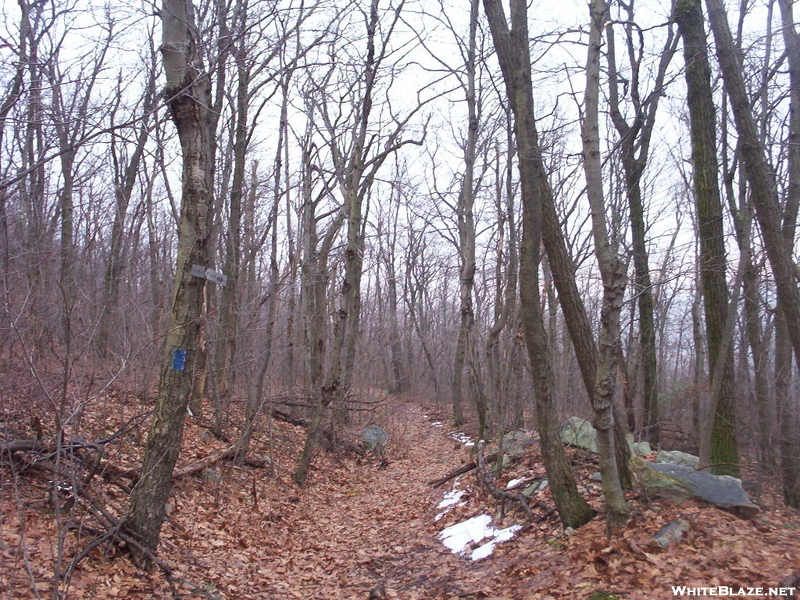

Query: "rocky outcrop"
<box><xmin>559</xmin><ymin>417</ymin><xmax>598</xmax><ymax>452</ymax></box>
<box><xmin>559</xmin><ymin>416</ymin><xmax>651</xmax><ymax>456</ymax></box>
<box><xmin>656</xmin><ymin>449</ymin><xmax>700</xmax><ymax>469</ymax></box>
<box><xmin>631</xmin><ymin>456</ymin><xmax>759</xmax><ymax>518</ymax></box>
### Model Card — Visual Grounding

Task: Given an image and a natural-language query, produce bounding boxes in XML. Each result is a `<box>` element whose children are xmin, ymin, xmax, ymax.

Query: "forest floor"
<box><xmin>2</xmin><ymin>383</ymin><xmax>800</xmax><ymax>599</ymax></box>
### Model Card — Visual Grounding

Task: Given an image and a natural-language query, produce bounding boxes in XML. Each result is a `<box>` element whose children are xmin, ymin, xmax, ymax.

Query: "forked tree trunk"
<box><xmin>580</xmin><ymin>0</ymin><xmax>628</xmax><ymax>534</ymax></box>
<box><xmin>605</xmin><ymin>10</ymin><xmax>678</xmax><ymax>446</ymax></box>
<box><xmin>675</xmin><ymin>0</ymin><xmax>739</xmax><ymax>477</ymax></box>
<box><xmin>483</xmin><ymin>0</ymin><xmax>594</xmax><ymax>529</ymax></box>
<box><xmin>126</xmin><ymin>0</ymin><xmax>214</xmax><ymax>555</ymax></box>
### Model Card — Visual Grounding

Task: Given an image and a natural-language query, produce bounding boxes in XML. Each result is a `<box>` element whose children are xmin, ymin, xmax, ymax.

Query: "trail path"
<box><xmin>244</xmin><ymin>402</ymin><xmax>492</xmax><ymax>599</ymax></box>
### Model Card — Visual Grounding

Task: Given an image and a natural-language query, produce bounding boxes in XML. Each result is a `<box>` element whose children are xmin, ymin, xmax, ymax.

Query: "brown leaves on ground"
<box><xmin>2</xmin><ymin>391</ymin><xmax>799</xmax><ymax>599</ymax></box>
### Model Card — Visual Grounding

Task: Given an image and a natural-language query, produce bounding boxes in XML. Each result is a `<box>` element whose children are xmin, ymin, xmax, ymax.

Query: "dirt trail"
<box><xmin>251</xmin><ymin>402</ymin><xmax>486</xmax><ymax>599</ymax></box>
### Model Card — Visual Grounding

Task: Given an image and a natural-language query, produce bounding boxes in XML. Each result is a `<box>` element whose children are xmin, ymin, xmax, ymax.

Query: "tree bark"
<box><xmin>580</xmin><ymin>0</ymin><xmax>628</xmax><ymax>534</ymax></box>
<box><xmin>483</xmin><ymin>0</ymin><xmax>594</xmax><ymax>529</ymax></box>
<box><xmin>676</xmin><ymin>0</ymin><xmax>739</xmax><ymax>477</ymax></box>
<box><xmin>126</xmin><ymin>0</ymin><xmax>214</xmax><ymax>555</ymax></box>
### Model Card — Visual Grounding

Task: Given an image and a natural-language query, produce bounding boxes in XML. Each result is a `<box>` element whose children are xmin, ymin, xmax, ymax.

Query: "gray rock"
<box><xmin>360</xmin><ymin>425</ymin><xmax>389</xmax><ymax>453</ymax></box>
<box><xmin>657</xmin><ymin>449</ymin><xmax>700</xmax><ymax>469</ymax></box>
<box><xmin>500</xmin><ymin>430</ymin><xmax>538</xmax><ymax>459</ymax></box>
<box><xmin>522</xmin><ymin>479</ymin><xmax>549</xmax><ymax>497</ymax></box>
<box><xmin>590</xmin><ymin>472</ymin><xmax>603</xmax><ymax>482</ymax></box>
<box><xmin>559</xmin><ymin>417</ymin><xmax>598</xmax><ymax>452</ymax></box>
<box><xmin>202</xmin><ymin>467</ymin><xmax>222</xmax><ymax>485</ymax></box>
<box><xmin>631</xmin><ymin>457</ymin><xmax>760</xmax><ymax>518</ymax></box>
<box><xmin>652</xmin><ymin>519</ymin><xmax>691</xmax><ymax>548</ymax></box>
<box><xmin>559</xmin><ymin>417</ymin><xmax>650</xmax><ymax>456</ymax></box>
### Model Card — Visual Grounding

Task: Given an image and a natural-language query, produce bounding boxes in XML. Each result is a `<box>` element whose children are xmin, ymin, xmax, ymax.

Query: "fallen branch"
<box><xmin>476</xmin><ymin>441</ymin><xmax>533</xmax><ymax>520</ymax></box>
<box><xmin>172</xmin><ymin>445</ymin><xmax>271</xmax><ymax>480</ymax></box>
<box><xmin>428</xmin><ymin>451</ymin><xmax>499</xmax><ymax>489</ymax></box>
<box><xmin>270</xmin><ymin>409</ymin><xmax>309</xmax><ymax>427</ymax></box>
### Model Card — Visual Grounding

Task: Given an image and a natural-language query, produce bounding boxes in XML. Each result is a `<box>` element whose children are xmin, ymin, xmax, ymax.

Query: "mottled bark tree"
<box><xmin>126</xmin><ymin>0</ymin><xmax>215</xmax><ymax>555</ymax></box>
<box><xmin>580</xmin><ymin>0</ymin><xmax>628</xmax><ymax>533</ymax></box>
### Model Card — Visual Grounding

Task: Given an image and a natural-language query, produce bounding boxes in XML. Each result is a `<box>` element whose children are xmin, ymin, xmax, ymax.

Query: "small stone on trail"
<box><xmin>652</xmin><ymin>519</ymin><xmax>690</xmax><ymax>548</ymax></box>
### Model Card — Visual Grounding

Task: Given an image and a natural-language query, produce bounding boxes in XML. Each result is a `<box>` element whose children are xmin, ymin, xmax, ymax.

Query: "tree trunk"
<box><xmin>776</xmin><ymin>0</ymin><xmax>800</xmax><ymax>509</ymax></box>
<box><xmin>451</xmin><ymin>0</ymin><xmax>480</xmax><ymax>431</ymax></box>
<box><xmin>580</xmin><ymin>0</ymin><xmax>628</xmax><ymax>533</ymax></box>
<box><xmin>483</xmin><ymin>0</ymin><xmax>594</xmax><ymax>529</ymax></box>
<box><xmin>126</xmin><ymin>0</ymin><xmax>214</xmax><ymax>555</ymax></box>
<box><xmin>705</xmin><ymin>0</ymin><xmax>800</xmax><ymax>366</ymax></box>
<box><xmin>605</xmin><ymin>7</ymin><xmax>678</xmax><ymax>448</ymax></box>
<box><xmin>99</xmin><ymin>68</ymin><xmax>156</xmax><ymax>356</ymax></box>
<box><xmin>676</xmin><ymin>0</ymin><xmax>739</xmax><ymax>477</ymax></box>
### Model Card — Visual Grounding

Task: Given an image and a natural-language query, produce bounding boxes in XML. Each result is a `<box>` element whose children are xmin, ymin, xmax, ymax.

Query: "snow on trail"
<box><xmin>438</xmin><ymin>514</ymin><xmax>523</xmax><ymax>561</ymax></box>
<box><xmin>257</xmin><ymin>403</ymin><xmax>492</xmax><ymax>599</ymax></box>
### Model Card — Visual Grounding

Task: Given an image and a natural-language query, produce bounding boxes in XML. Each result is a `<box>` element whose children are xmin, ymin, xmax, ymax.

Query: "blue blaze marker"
<box><xmin>173</xmin><ymin>348</ymin><xmax>187</xmax><ymax>372</ymax></box>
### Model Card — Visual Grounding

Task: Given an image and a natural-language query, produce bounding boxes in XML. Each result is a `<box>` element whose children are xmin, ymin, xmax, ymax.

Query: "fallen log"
<box><xmin>1</xmin><ymin>439</ymin><xmax>46</xmax><ymax>455</ymax></box>
<box><xmin>428</xmin><ymin>451</ymin><xmax>499</xmax><ymax>489</ymax></box>
<box><xmin>171</xmin><ymin>445</ymin><xmax>270</xmax><ymax>479</ymax></box>
<box><xmin>172</xmin><ymin>446</ymin><xmax>237</xmax><ymax>479</ymax></box>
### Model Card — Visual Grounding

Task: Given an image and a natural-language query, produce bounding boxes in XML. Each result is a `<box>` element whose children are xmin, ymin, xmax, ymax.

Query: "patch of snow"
<box><xmin>439</xmin><ymin>514</ymin><xmax>493</xmax><ymax>553</ymax></box>
<box><xmin>449</xmin><ymin>432</ymin><xmax>475</xmax><ymax>447</ymax></box>
<box><xmin>470</xmin><ymin>525</ymin><xmax>522</xmax><ymax>561</ymax></box>
<box><xmin>493</xmin><ymin>524</ymin><xmax>522</xmax><ymax>544</ymax></box>
<box><xmin>437</xmin><ymin>490</ymin><xmax>464</xmax><ymax>509</ymax></box>
<box><xmin>436</xmin><ymin>485</ymin><xmax>468</xmax><ymax>521</ymax></box>
<box><xmin>470</xmin><ymin>540</ymin><xmax>496</xmax><ymax>561</ymax></box>
<box><xmin>438</xmin><ymin>515</ymin><xmax>523</xmax><ymax>560</ymax></box>
<box><xmin>506</xmin><ymin>478</ymin><xmax>524</xmax><ymax>489</ymax></box>
<box><xmin>431</xmin><ymin>420</ymin><xmax>444</xmax><ymax>428</ymax></box>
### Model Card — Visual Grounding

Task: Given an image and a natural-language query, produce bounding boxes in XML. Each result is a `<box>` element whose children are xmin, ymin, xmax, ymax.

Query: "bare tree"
<box><xmin>127</xmin><ymin>0</ymin><xmax>216</xmax><ymax>555</ymax></box>
<box><xmin>580</xmin><ymin>0</ymin><xmax>628</xmax><ymax>533</ymax></box>
<box><xmin>483</xmin><ymin>0</ymin><xmax>594</xmax><ymax>529</ymax></box>
<box><xmin>606</xmin><ymin>1</ymin><xmax>680</xmax><ymax>445</ymax></box>
<box><xmin>675</xmin><ymin>0</ymin><xmax>739</xmax><ymax>477</ymax></box>
<box><xmin>294</xmin><ymin>0</ymin><xmax>427</xmax><ymax>485</ymax></box>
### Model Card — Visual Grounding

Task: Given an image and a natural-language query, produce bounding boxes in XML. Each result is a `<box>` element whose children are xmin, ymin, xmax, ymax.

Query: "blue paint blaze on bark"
<box><xmin>173</xmin><ymin>348</ymin><xmax>187</xmax><ymax>372</ymax></box>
